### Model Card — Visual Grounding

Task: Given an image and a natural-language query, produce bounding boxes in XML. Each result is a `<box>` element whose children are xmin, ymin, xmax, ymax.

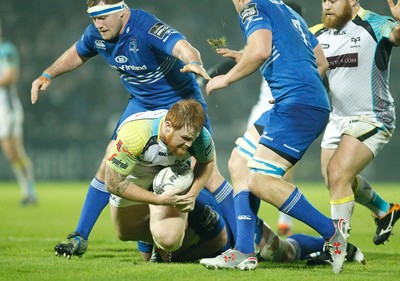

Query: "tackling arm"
<box><xmin>31</xmin><ymin>43</ymin><xmax>89</xmax><ymax>104</ymax></box>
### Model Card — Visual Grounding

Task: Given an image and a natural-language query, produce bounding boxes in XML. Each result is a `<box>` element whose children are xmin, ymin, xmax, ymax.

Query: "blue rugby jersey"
<box><xmin>238</xmin><ymin>0</ymin><xmax>329</xmax><ymax>110</ymax></box>
<box><xmin>76</xmin><ymin>9</ymin><xmax>204</xmax><ymax>110</ymax></box>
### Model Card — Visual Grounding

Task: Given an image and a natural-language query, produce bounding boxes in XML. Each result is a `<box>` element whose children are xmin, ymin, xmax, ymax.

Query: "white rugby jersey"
<box><xmin>311</xmin><ymin>8</ymin><xmax>398</xmax><ymax>129</ymax></box>
<box><xmin>106</xmin><ymin>109</ymin><xmax>213</xmax><ymax>190</ymax></box>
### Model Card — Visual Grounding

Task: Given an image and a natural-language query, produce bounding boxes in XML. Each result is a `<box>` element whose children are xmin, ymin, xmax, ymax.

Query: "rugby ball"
<box><xmin>153</xmin><ymin>163</ymin><xmax>194</xmax><ymax>195</ymax></box>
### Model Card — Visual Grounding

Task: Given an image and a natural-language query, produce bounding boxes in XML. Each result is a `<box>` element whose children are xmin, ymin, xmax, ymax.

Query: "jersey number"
<box><xmin>292</xmin><ymin>19</ymin><xmax>308</xmax><ymax>46</ymax></box>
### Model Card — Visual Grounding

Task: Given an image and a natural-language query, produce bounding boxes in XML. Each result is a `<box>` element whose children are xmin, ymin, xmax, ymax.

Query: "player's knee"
<box><xmin>153</xmin><ymin>233</ymin><xmax>184</xmax><ymax>252</ymax></box>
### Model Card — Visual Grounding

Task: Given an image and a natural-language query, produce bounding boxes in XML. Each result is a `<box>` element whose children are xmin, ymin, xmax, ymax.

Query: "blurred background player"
<box><xmin>312</xmin><ymin>0</ymin><xmax>400</xmax><ymax>245</ymax></box>
<box><xmin>31</xmin><ymin>0</ymin><xmax>236</xmax><ymax>258</ymax></box>
<box><xmin>198</xmin><ymin>2</ymin><xmax>305</xmax><ymax>236</ymax></box>
<box><xmin>0</xmin><ymin>19</ymin><xmax>37</xmax><ymax>206</ymax></box>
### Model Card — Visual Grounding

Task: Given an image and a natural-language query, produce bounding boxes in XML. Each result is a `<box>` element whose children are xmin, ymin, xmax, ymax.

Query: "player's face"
<box><xmin>91</xmin><ymin>12</ymin><xmax>123</xmax><ymax>41</ymax></box>
<box><xmin>164</xmin><ymin>126</ymin><xmax>198</xmax><ymax>157</ymax></box>
<box><xmin>322</xmin><ymin>0</ymin><xmax>353</xmax><ymax>30</ymax></box>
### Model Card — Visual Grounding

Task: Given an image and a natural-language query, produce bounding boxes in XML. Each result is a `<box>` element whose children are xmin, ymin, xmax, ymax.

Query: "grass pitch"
<box><xmin>0</xmin><ymin>181</ymin><xmax>399</xmax><ymax>280</ymax></box>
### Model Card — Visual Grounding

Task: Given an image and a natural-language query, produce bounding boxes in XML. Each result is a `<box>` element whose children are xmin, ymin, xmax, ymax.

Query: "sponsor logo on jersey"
<box><xmin>115</xmin><ymin>55</ymin><xmax>128</xmax><ymax>63</ymax></box>
<box><xmin>110</xmin><ymin>64</ymin><xmax>148</xmax><ymax>71</ymax></box>
<box><xmin>149</xmin><ymin>22</ymin><xmax>172</xmax><ymax>39</ymax></box>
<box><xmin>321</xmin><ymin>43</ymin><xmax>330</xmax><ymax>49</ymax></box>
<box><xmin>240</xmin><ymin>3</ymin><xmax>259</xmax><ymax>24</ymax></box>
<box><xmin>327</xmin><ymin>53</ymin><xmax>358</xmax><ymax>69</ymax></box>
<box><xmin>107</xmin><ymin>153</ymin><xmax>129</xmax><ymax>169</ymax></box>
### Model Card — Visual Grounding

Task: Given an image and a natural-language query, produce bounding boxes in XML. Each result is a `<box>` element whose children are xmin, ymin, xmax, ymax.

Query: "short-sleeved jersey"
<box><xmin>106</xmin><ymin>110</ymin><xmax>214</xmax><ymax>190</ymax></box>
<box><xmin>238</xmin><ymin>0</ymin><xmax>329</xmax><ymax>109</ymax></box>
<box><xmin>311</xmin><ymin>8</ymin><xmax>397</xmax><ymax>129</ymax></box>
<box><xmin>76</xmin><ymin>9</ymin><xmax>204</xmax><ymax>110</ymax></box>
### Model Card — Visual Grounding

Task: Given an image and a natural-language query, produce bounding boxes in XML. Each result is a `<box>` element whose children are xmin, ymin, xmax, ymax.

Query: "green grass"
<box><xmin>0</xmin><ymin>181</ymin><xmax>399</xmax><ymax>280</ymax></box>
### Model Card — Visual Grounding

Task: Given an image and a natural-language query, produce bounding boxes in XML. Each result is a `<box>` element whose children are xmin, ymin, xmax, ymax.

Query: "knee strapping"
<box><xmin>248</xmin><ymin>157</ymin><xmax>287</xmax><ymax>178</ymax></box>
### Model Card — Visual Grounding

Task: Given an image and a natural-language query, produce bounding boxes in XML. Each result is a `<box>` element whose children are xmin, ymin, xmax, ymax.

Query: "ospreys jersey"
<box><xmin>238</xmin><ymin>0</ymin><xmax>329</xmax><ymax>110</ymax></box>
<box><xmin>106</xmin><ymin>110</ymin><xmax>214</xmax><ymax>190</ymax></box>
<box><xmin>311</xmin><ymin>8</ymin><xmax>398</xmax><ymax>130</ymax></box>
<box><xmin>76</xmin><ymin>9</ymin><xmax>204</xmax><ymax>110</ymax></box>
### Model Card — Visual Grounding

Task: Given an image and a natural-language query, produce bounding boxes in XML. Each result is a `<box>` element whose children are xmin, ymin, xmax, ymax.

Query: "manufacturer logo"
<box><xmin>238</xmin><ymin>215</ymin><xmax>252</xmax><ymax>220</ymax></box>
<box><xmin>115</xmin><ymin>56</ymin><xmax>128</xmax><ymax>63</ymax></box>
<box><xmin>95</xmin><ymin>40</ymin><xmax>106</xmax><ymax>50</ymax></box>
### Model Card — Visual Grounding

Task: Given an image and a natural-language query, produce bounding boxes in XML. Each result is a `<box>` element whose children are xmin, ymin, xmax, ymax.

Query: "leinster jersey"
<box><xmin>106</xmin><ymin>110</ymin><xmax>214</xmax><ymax>190</ymax></box>
<box><xmin>311</xmin><ymin>8</ymin><xmax>398</xmax><ymax>129</ymax></box>
<box><xmin>238</xmin><ymin>0</ymin><xmax>329</xmax><ymax>110</ymax></box>
<box><xmin>76</xmin><ymin>9</ymin><xmax>204</xmax><ymax>110</ymax></box>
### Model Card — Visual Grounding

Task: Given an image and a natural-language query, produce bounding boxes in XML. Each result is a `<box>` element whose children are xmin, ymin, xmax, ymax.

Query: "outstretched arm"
<box><xmin>206</xmin><ymin>29</ymin><xmax>271</xmax><ymax>96</ymax></box>
<box><xmin>172</xmin><ymin>39</ymin><xmax>211</xmax><ymax>81</ymax></box>
<box><xmin>31</xmin><ymin>43</ymin><xmax>89</xmax><ymax>104</ymax></box>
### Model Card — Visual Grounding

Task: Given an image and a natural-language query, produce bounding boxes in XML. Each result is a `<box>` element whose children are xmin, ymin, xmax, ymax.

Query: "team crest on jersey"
<box><xmin>129</xmin><ymin>39</ymin><xmax>139</xmax><ymax>52</ymax></box>
<box><xmin>240</xmin><ymin>3</ymin><xmax>259</xmax><ymax>24</ymax></box>
<box><xmin>149</xmin><ymin>22</ymin><xmax>172</xmax><ymax>39</ymax></box>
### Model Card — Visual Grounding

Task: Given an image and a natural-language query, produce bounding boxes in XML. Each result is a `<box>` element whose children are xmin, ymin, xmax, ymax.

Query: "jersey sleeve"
<box><xmin>191</xmin><ymin>127</ymin><xmax>214</xmax><ymax>164</ymax></box>
<box><xmin>364</xmin><ymin>12</ymin><xmax>399</xmax><ymax>41</ymax></box>
<box><xmin>106</xmin><ymin>120</ymin><xmax>151</xmax><ymax>176</ymax></box>
<box><xmin>144</xmin><ymin>14</ymin><xmax>186</xmax><ymax>56</ymax></box>
<box><xmin>75</xmin><ymin>24</ymin><xmax>99</xmax><ymax>58</ymax></box>
<box><xmin>239</xmin><ymin>2</ymin><xmax>271</xmax><ymax>38</ymax></box>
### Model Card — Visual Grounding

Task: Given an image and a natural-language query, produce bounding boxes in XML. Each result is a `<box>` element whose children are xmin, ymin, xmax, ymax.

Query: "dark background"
<box><xmin>0</xmin><ymin>0</ymin><xmax>399</xmax><ymax>182</ymax></box>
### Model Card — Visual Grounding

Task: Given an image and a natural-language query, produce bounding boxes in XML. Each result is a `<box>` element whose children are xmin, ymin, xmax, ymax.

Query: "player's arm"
<box><xmin>172</xmin><ymin>39</ymin><xmax>211</xmax><ymax>80</ymax></box>
<box><xmin>206</xmin><ymin>29</ymin><xmax>271</xmax><ymax>95</ymax></box>
<box><xmin>105</xmin><ymin>165</ymin><xmax>194</xmax><ymax>206</ymax></box>
<box><xmin>313</xmin><ymin>43</ymin><xmax>329</xmax><ymax>77</ymax></box>
<box><xmin>31</xmin><ymin>43</ymin><xmax>89</xmax><ymax>104</ymax></box>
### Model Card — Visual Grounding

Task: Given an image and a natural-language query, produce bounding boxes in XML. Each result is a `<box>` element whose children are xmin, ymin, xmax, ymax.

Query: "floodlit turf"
<box><xmin>0</xmin><ymin>181</ymin><xmax>399</xmax><ymax>280</ymax></box>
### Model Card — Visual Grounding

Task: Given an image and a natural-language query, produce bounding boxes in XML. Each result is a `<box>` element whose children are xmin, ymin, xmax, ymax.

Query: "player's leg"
<box><xmin>1</xmin><ymin>135</ymin><xmax>37</xmax><ymax>205</ymax></box>
<box><xmin>149</xmin><ymin>204</ymin><xmax>188</xmax><ymax>252</ymax></box>
<box><xmin>54</xmin><ymin>141</ymin><xmax>114</xmax><ymax>258</ymax></box>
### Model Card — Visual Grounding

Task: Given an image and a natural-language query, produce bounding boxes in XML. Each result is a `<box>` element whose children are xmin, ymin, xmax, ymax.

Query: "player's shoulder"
<box><xmin>309</xmin><ymin>23</ymin><xmax>326</xmax><ymax>36</ymax></box>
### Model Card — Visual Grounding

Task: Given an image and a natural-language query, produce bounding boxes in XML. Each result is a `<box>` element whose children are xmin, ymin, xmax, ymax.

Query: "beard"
<box><xmin>322</xmin><ymin>1</ymin><xmax>353</xmax><ymax>30</ymax></box>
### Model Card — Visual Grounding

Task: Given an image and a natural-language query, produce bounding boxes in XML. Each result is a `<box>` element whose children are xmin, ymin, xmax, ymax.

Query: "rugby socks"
<box><xmin>287</xmin><ymin>234</ymin><xmax>325</xmax><ymax>260</ymax></box>
<box><xmin>234</xmin><ymin>190</ymin><xmax>260</xmax><ymax>254</ymax></box>
<box><xmin>137</xmin><ymin>241</ymin><xmax>153</xmax><ymax>254</ymax></box>
<box><xmin>212</xmin><ymin>180</ymin><xmax>237</xmax><ymax>236</ymax></box>
<box><xmin>330</xmin><ymin>199</ymin><xmax>354</xmax><ymax>221</ymax></box>
<box><xmin>75</xmin><ymin>178</ymin><xmax>110</xmax><ymax>240</ymax></box>
<box><xmin>280</xmin><ymin>187</ymin><xmax>335</xmax><ymax>240</ymax></box>
<box><xmin>353</xmin><ymin>175</ymin><xmax>390</xmax><ymax>218</ymax></box>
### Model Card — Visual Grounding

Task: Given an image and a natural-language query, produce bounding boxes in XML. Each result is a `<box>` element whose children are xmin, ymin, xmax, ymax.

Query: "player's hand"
<box><xmin>215</xmin><ymin>48</ymin><xmax>242</xmax><ymax>63</ymax></box>
<box><xmin>31</xmin><ymin>75</ymin><xmax>51</xmax><ymax>104</ymax></box>
<box><xmin>157</xmin><ymin>189</ymin><xmax>195</xmax><ymax>208</ymax></box>
<box><xmin>180</xmin><ymin>63</ymin><xmax>211</xmax><ymax>81</ymax></box>
<box><xmin>205</xmin><ymin>75</ymin><xmax>230</xmax><ymax>96</ymax></box>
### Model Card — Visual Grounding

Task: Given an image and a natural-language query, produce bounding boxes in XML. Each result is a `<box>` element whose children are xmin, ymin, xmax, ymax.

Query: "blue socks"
<box><xmin>212</xmin><ymin>180</ymin><xmax>237</xmax><ymax>237</ymax></box>
<box><xmin>234</xmin><ymin>190</ymin><xmax>260</xmax><ymax>254</ymax></box>
<box><xmin>280</xmin><ymin>187</ymin><xmax>335</xmax><ymax>240</ymax></box>
<box><xmin>75</xmin><ymin>178</ymin><xmax>110</xmax><ymax>240</ymax></box>
<box><xmin>287</xmin><ymin>234</ymin><xmax>325</xmax><ymax>259</ymax></box>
